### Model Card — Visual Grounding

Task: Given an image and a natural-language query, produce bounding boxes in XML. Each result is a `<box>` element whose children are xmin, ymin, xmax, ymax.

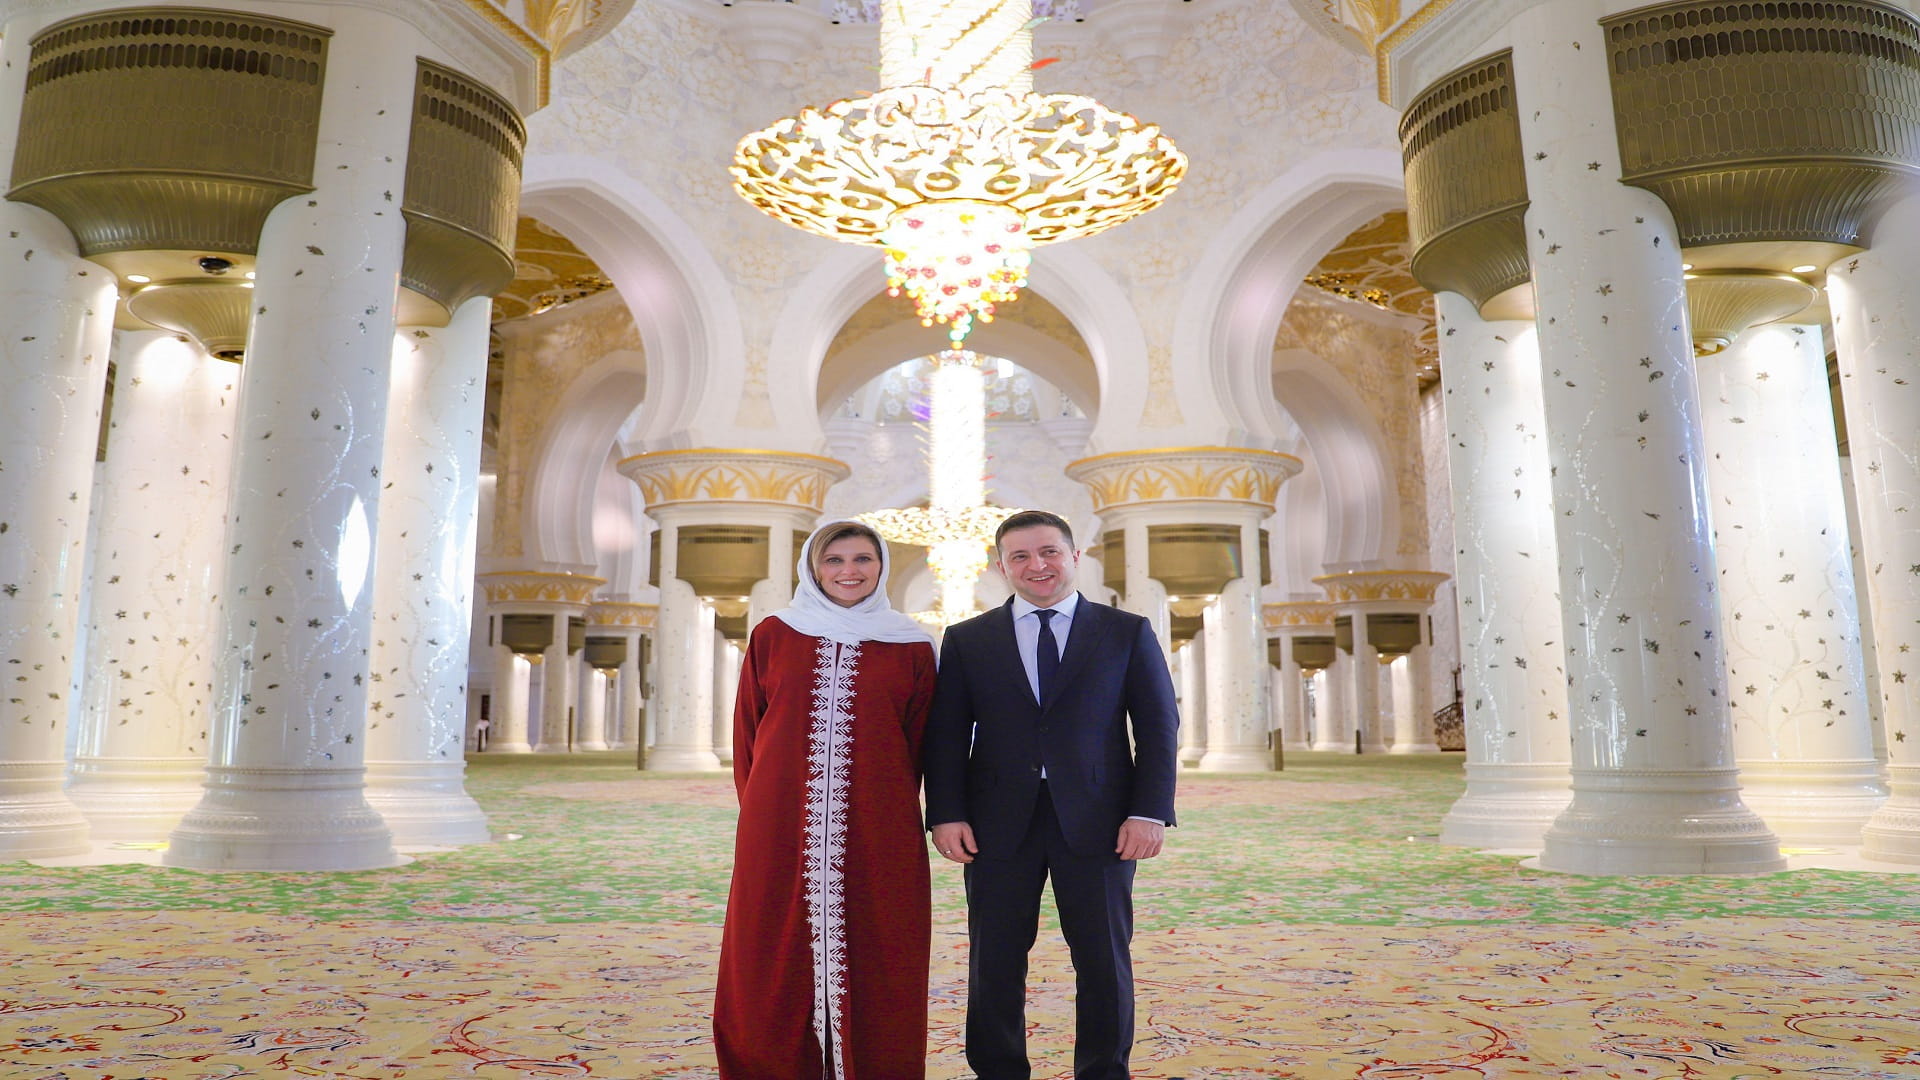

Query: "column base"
<box><xmin>1862</xmin><ymin>764</ymin><xmax>1920</xmax><ymax>865</ymax></box>
<box><xmin>488</xmin><ymin>740</ymin><xmax>533</xmax><ymax>754</ymax></box>
<box><xmin>1388</xmin><ymin>742</ymin><xmax>1442</xmax><ymax>754</ymax></box>
<box><xmin>65</xmin><ymin>756</ymin><xmax>204</xmax><ymax>845</ymax></box>
<box><xmin>531</xmin><ymin>742</ymin><xmax>570</xmax><ymax>753</ymax></box>
<box><xmin>1537</xmin><ymin>768</ymin><xmax>1784</xmax><ymax>875</ymax></box>
<box><xmin>575</xmin><ymin>740</ymin><xmax>610</xmax><ymax>752</ymax></box>
<box><xmin>364</xmin><ymin>760</ymin><xmax>491</xmax><ymax>848</ymax></box>
<box><xmin>1440</xmin><ymin>762</ymin><xmax>1572</xmax><ymax>850</ymax></box>
<box><xmin>1736</xmin><ymin>759</ymin><xmax>1889</xmax><ymax>846</ymax></box>
<box><xmin>0</xmin><ymin>760</ymin><xmax>91</xmax><ymax>859</ymax></box>
<box><xmin>164</xmin><ymin>766</ymin><xmax>402</xmax><ymax>871</ymax></box>
<box><xmin>1309</xmin><ymin>740</ymin><xmax>1349</xmax><ymax>752</ymax></box>
<box><xmin>1196</xmin><ymin>746</ymin><xmax>1273</xmax><ymax>772</ymax></box>
<box><xmin>645</xmin><ymin>745</ymin><xmax>725</xmax><ymax>772</ymax></box>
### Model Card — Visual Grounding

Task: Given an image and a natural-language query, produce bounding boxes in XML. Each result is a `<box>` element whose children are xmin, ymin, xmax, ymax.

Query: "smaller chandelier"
<box><xmin>732</xmin><ymin>0</ymin><xmax>1186</xmax><ymax>346</ymax></box>
<box><xmin>858</xmin><ymin>352</ymin><xmax>1018</xmax><ymax>622</ymax></box>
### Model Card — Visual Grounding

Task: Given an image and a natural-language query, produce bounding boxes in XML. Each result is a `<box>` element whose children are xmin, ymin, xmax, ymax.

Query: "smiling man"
<box><xmin>923</xmin><ymin>509</ymin><xmax>1180</xmax><ymax>1080</ymax></box>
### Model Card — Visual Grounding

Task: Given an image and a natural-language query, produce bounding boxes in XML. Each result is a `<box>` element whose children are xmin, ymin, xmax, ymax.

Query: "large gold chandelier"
<box><xmin>859</xmin><ymin>352</ymin><xmax>1017</xmax><ymax>624</ymax></box>
<box><xmin>731</xmin><ymin>0</ymin><xmax>1187</xmax><ymax>346</ymax></box>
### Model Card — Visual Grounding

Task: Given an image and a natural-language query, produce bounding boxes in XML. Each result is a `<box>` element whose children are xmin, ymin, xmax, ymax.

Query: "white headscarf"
<box><xmin>765</xmin><ymin>521</ymin><xmax>934</xmax><ymax>647</ymax></box>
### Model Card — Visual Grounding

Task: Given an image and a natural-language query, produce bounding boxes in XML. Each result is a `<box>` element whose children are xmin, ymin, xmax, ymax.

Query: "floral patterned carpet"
<box><xmin>4</xmin><ymin>752</ymin><xmax>1919</xmax><ymax>1079</ymax></box>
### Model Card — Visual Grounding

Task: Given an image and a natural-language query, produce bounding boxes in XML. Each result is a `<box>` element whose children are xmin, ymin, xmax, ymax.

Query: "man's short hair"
<box><xmin>994</xmin><ymin>509</ymin><xmax>1074</xmax><ymax>554</ymax></box>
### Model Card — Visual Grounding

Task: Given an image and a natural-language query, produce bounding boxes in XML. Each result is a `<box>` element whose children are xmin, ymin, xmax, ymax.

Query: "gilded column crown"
<box><xmin>1264</xmin><ymin>601</ymin><xmax>1337</xmax><ymax>629</ymax></box>
<box><xmin>1064</xmin><ymin>447</ymin><xmax>1303</xmax><ymax>514</ymax></box>
<box><xmin>1313</xmin><ymin>569</ymin><xmax>1449</xmax><ymax>606</ymax></box>
<box><xmin>478</xmin><ymin>571</ymin><xmax>606</xmax><ymax>607</ymax></box>
<box><xmin>617</xmin><ymin>449</ymin><xmax>851</xmax><ymax>513</ymax></box>
<box><xmin>588</xmin><ymin>602</ymin><xmax>657</xmax><ymax>629</ymax></box>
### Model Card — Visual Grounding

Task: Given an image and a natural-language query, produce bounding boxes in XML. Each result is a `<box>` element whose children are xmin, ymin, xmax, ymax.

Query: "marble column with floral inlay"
<box><xmin>1827</xmin><ymin>192</ymin><xmax>1920</xmax><ymax>864</ymax></box>
<box><xmin>69</xmin><ymin>332</ymin><xmax>238</xmax><ymax>845</ymax></box>
<box><xmin>362</xmin><ymin>301</ymin><xmax>494</xmax><ymax>846</ymax></box>
<box><xmin>1433</xmin><ymin>293</ymin><xmax>1571</xmax><ymax>849</ymax></box>
<box><xmin>489</xmin><ymin>640</ymin><xmax>533</xmax><ymax>754</ymax></box>
<box><xmin>0</xmin><ymin>204</ymin><xmax>116</xmax><ymax>859</ymax></box>
<box><xmin>1175</xmin><ymin>635</ymin><xmax>1206</xmax><ymax>767</ymax></box>
<box><xmin>1512</xmin><ymin>0</ymin><xmax>1781</xmax><ymax>873</ymax></box>
<box><xmin>1317</xmin><ymin>572</ymin><xmax>1448</xmax><ymax>757</ymax></box>
<box><xmin>1267</xmin><ymin>603</ymin><xmax>1334</xmax><ymax>754</ymax></box>
<box><xmin>1699</xmin><ymin>322</ymin><xmax>1884</xmax><ymax>844</ymax></box>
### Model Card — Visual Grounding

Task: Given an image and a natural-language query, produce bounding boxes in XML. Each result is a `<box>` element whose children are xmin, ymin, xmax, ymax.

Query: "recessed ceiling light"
<box><xmin>244</xmin><ymin>271</ymin><xmax>256</xmax><ymax>280</ymax></box>
<box><xmin>1791</xmin><ymin>264</ymin><xmax>1817</xmax><ymax>274</ymax></box>
<box><xmin>241</xmin><ymin>282</ymin><xmax>254</xmax><ymax>289</ymax></box>
<box><xmin>126</xmin><ymin>274</ymin><xmax>150</xmax><ymax>284</ymax></box>
<box><xmin>1681</xmin><ymin>263</ymin><xmax>1693</xmax><ymax>271</ymax></box>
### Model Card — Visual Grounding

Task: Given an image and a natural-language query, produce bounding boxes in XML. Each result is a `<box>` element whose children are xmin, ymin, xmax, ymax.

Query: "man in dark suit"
<box><xmin>924</xmin><ymin>509</ymin><xmax>1180</xmax><ymax>1080</ymax></box>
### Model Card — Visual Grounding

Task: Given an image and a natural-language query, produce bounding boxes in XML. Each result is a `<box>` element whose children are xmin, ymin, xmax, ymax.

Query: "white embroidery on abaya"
<box><xmin>804</xmin><ymin>636</ymin><xmax>859</xmax><ymax>1080</ymax></box>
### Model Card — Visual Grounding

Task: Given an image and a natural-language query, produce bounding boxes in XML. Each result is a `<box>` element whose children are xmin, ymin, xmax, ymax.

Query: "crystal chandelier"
<box><xmin>859</xmin><ymin>352</ymin><xmax>1017</xmax><ymax>624</ymax></box>
<box><xmin>731</xmin><ymin>0</ymin><xmax>1187</xmax><ymax>346</ymax></box>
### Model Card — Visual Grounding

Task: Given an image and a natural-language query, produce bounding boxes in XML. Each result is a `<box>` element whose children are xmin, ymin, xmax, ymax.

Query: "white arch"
<box><xmin>1173</xmin><ymin>148</ymin><xmax>1408</xmax><ymax>565</ymax></box>
<box><xmin>1173</xmin><ymin>148</ymin><xmax>1406</xmax><ymax>447</ymax></box>
<box><xmin>523</xmin><ymin>353</ymin><xmax>647</xmax><ymax>570</ymax></box>
<box><xmin>767</xmin><ymin>241</ymin><xmax>1146</xmax><ymax>449</ymax></box>
<box><xmin>519</xmin><ymin>153</ymin><xmax>744</xmax><ymax>449</ymax></box>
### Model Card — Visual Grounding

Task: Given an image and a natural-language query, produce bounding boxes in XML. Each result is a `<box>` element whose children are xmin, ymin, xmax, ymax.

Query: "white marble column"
<box><xmin>1433</xmin><ymin>294</ymin><xmax>1572</xmax><ymax>849</ymax></box>
<box><xmin>1389</xmin><ymin>653</ymin><xmax>1439</xmax><ymax>754</ymax></box>
<box><xmin>0</xmin><ymin>204</ymin><xmax>116</xmax><ymax>859</ymax></box>
<box><xmin>1314</xmin><ymin>649</ymin><xmax>1350</xmax><ymax>752</ymax></box>
<box><xmin>68</xmin><ymin>332</ymin><xmax>237</xmax><ymax>844</ymax></box>
<box><xmin>1513</xmin><ymin>1</ymin><xmax>1781</xmax><ymax>874</ymax></box>
<box><xmin>363</xmin><ymin>301</ymin><xmax>493</xmax><ymax>846</ymax></box>
<box><xmin>534</xmin><ymin>616</ymin><xmax>575</xmax><ymax>752</ymax></box>
<box><xmin>167</xmin><ymin>16</ymin><xmax>421</xmax><ymax>870</ymax></box>
<box><xmin>1699</xmin><ymin>322</ymin><xmax>1885</xmax><ymax>844</ymax></box>
<box><xmin>1176</xmin><ymin>636</ymin><xmax>1207</xmax><ymax>767</ymax></box>
<box><xmin>1343</xmin><ymin>613</ymin><xmax>1385</xmax><ymax>753</ymax></box>
<box><xmin>1828</xmin><ymin>192</ymin><xmax>1920</xmax><ymax>863</ymax></box>
<box><xmin>618</xmin><ymin>640</ymin><xmax>644</xmax><ymax>751</ymax></box>
<box><xmin>714</xmin><ymin>636</ymin><xmax>741</xmax><ymax>765</ymax></box>
<box><xmin>1199</xmin><ymin>577</ymin><xmax>1271</xmax><ymax>771</ymax></box>
<box><xmin>578</xmin><ymin>667</ymin><xmax>610</xmax><ymax>752</ymax></box>
<box><xmin>489</xmin><ymin>640</ymin><xmax>533</xmax><ymax>754</ymax></box>
<box><xmin>649</xmin><ymin>545</ymin><xmax>723</xmax><ymax>771</ymax></box>
<box><xmin>1121</xmin><ymin>521</ymin><xmax>1173</xmax><ymax>649</ymax></box>
<box><xmin>1269</xmin><ymin>629</ymin><xmax>1314</xmax><ymax>752</ymax></box>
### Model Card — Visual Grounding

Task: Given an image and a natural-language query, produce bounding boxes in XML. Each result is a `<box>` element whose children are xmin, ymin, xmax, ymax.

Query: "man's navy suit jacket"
<box><xmin>923</xmin><ymin>594</ymin><xmax>1179</xmax><ymax>859</ymax></box>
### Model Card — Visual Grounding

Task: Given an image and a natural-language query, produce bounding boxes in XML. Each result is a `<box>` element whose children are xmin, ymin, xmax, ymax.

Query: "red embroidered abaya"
<box><xmin>714</xmin><ymin>615</ymin><xmax>937</xmax><ymax>1080</ymax></box>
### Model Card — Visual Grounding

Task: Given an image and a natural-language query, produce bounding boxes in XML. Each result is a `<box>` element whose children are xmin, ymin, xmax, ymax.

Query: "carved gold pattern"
<box><xmin>1065</xmin><ymin>447</ymin><xmax>1302</xmax><ymax>513</ymax></box>
<box><xmin>1603</xmin><ymin>0</ymin><xmax>1920</xmax><ymax>250</ymax></box>
<box><xmin>1400</xmin><ymin>51</ymin><xmax>1532</xmax><ymax>312</ymax></box>
<box><xmin>588</xmin><ymin>601</ymin><xmax>657</xmax><ymax>629</ymax></box>
<box><xmin>618</xmin><ymin>449</ymin><xmax>852</xmax><ymax>511</ymax></box>
<box><xmin>1313</xmin><ymin>569</ymin><xmax>1450</xmax><ymax>605</ymax></box>
<box><xmin>493</xmin><ymin>217</ymin><xmax>616</xmax><ymax>323</ymax></box>
<box><xmin>478</xmin><ymin>571</ymin><xmax>606</xmax><ymax>606</ymax></box>
<box><xmin>1303</xmin><ymin>211</ymin><xmax>1438</xmax><ymax>376</ymax></box>
<box><xmin>460</xmin><ymin>0</ymin><xmax>551</xmax><ymax>107</ymax></box>
<box><xmin>1264</xmin><ymin>601</ymin><xmax>1336</xmax><ymax>629</ymax></box>
<box><xmin>401</xmin><ymin>61</ymin><xmax>526</xmax><ymax>314</ymax></box>
<box><xmin>9</xmin><ymin>9</ymin><xmax>330</xmax><ymax>258</ymax></box>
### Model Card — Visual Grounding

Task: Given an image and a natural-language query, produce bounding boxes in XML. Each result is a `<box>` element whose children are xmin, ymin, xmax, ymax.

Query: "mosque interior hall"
<box><xmin>3</xmin><ymin>0</ymin><xmax>1920</xmax><ymax>1076</ymax></box>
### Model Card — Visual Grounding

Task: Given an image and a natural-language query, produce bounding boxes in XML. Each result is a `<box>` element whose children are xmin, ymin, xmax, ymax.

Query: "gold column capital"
<box><xmin>1312</xmin><ymin>569</ymin><xmax>1449</xmax><ymax>607</ymax></box>
<box><xmin>617</xmin><ymin>448</ymin><xmax>851</xmax><ymax>513</ymax></box>
<box><xmin>587</xmin><ymin>601</ymin><xmax>658</xmax><ymax>629</ymax></box>
<box><xmin>478</xmin><ymin>570</ymin><xmax>606</xmax><ymax>608</ymax></box>
<box><xmin>1064</xmin><ymin>446</ymin><xmax>1302</xmax><ymax>515</ymax></box>
<box><xmin>1264</xmin><ymin>601</ymin><xmax>1336</xmax><ymax>630</ymax></box>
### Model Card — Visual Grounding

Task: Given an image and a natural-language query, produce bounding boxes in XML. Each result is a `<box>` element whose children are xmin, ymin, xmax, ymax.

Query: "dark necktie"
<box><xmin>1034</xmin><ymin>609</ymin><xmax>1060</xmax><ymax>705</ymax></box>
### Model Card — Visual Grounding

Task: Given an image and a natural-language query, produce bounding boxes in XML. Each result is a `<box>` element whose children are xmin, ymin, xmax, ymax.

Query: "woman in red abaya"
<box><xmin>713</xmin><ymin>520</ymin><xmax>938</xmax><ymax>1080</ymax></box>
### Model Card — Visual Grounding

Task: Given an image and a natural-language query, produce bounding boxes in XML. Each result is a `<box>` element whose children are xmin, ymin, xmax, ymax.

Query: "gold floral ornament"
<box><xmin>730</xmin><ymin>0</ymin><xmax>1187</xmax><ymax>346</ymax></box>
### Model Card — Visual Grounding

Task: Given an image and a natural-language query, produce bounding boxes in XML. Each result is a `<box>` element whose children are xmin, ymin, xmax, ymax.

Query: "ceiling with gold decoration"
<box><xmin>491</xmin><ymin>216</ymin><xmax>617</xmax><ymax>324</ymax></box>
<box><xmin>1300</xmin><ymin>210</ymin><xmax>1439</xmax><ymax>382</ymax></box>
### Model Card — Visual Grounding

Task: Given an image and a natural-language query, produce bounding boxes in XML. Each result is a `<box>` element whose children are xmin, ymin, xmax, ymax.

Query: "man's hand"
<box><xmin>1115</xmin><ymin>819</ymin><xmax>1165</xmax><ymax>861</ymax></box>
<box><xmin>931</xmin><ymin>821</ymin><xmax>977</xmax><ymax>864</ymax></box>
